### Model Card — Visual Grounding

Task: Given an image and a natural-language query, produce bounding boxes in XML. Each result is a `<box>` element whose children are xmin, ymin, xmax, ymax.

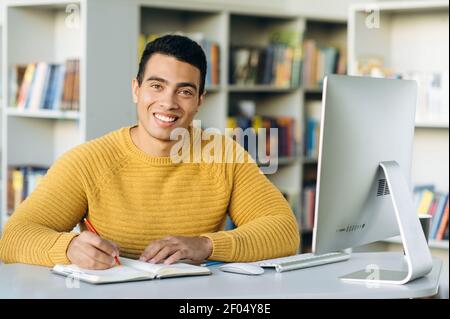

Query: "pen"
<box><xmin>83</xmin><ymin>217</ymin><xmax>121</xmax><ymax>266</ymax></box>
<box><xmin>201</xmin><ymin>260</ymin><xmax>224</xmax><ymax>267</ymax></box>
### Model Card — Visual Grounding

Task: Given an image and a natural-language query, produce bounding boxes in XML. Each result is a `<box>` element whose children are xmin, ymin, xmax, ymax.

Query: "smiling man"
<box><xmin>0</xmin><ymin>35</ymin><xmax>299</xmax><ymax>269</ymax></box>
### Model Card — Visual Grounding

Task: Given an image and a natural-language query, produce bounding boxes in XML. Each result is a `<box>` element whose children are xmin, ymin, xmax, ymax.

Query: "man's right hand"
<box><xmin>67</xmin><ymin>231</ymin><xmax>120</xmax><ymax>270</ymax></box>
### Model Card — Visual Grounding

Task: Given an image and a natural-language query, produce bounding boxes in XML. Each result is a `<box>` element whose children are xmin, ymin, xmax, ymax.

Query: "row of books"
<box><xmin>230</xmin><ymin>44</ymin><xmax>302</xmax><ymax>88</ymax></box>
<box><xmin>10</xmin><ymin>59</ymin><xmax>80</xmax><ymax>112</ymax></box>
<box><xmin>298</xmin><ymin>185</ymin><xmax>450</xmax><ymax>239</ymax></box>
<box><xmin>414</xmin><ymin>186</ymin><xmax>449</xmax><ymax>241</ymax></box>
<box><xmin>302</xmin><ymin>39</ymin><xmax>347</xmax><ymax>89</ymax></box>
<box><xmin>139</xmin><ymin>33</ymin><xmax>220</xmax><ymax>87</ymax></box>
<box><xmin>304</xmin><ymin>100</ymin><xmax>322</xmax><ymax>159</ymax></box>
<box><xmin>300</xmin><ymin>184</ymin><xmax>316</xmax><ymax>230</ymax></box>
<box><xmin>229</xmin><ymin>29</ymin><xmax>302</xmax><ymax>88</ymax></box>
<box><xmin>7</xmin><ymin>166</ymin><xmax>48</xmax><ymax>216</ymax></box>
<box><xmin>356</xmin><ymin>59</ymin><xmax>449</xmax><ymax>125</ymax></box>
<box><xmin>408</xmin><ymin>71</ymin><xmax>448</xmax><ymax>125</ymax></box>
<box><xmin>226</xmin><ymin>115</ymin><xmax>300</xmax><ymax>160</ymax></box>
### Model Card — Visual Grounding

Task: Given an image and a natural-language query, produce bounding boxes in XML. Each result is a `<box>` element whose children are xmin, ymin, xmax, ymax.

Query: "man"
<box><xmin>0</xmin><ymin>35</ymin><xmax>299</xmax><ymax>270</ymax></box>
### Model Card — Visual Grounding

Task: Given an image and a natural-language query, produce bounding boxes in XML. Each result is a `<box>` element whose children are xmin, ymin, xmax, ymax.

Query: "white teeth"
<box><xmin>154</xmin><ymin>113</ymin><xmax>177</xmax><ymax>122</ymax></box>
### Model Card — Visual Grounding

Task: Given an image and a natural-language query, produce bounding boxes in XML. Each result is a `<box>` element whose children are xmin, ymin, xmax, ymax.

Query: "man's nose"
<box><xmin>159</xmin><ymin>91</ymin><xmax>179</xmax><ymax>109</ymax></box>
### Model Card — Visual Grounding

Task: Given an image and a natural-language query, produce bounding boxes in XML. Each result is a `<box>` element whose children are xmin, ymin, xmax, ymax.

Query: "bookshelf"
<box><xmin>1</xmin><ymin>0</ymin><xmax>136</xmax><ymax>228</ymax></box>
<box><xmin>6</xmin><ymin>107</ymin><xmax>80</xmax><ymax>120</ymax></box>
<box><xmin>297</xmin><ymin>19</ymin><xmax>347</xmax><ymax>251</ymax></box>
<box><xmin>227</xmin><ymin>13</ymin><xmax>305</xmax><ymax>243</ymax></box>
<box><xmin>384</xmin><ymin>236</ymin><xmax>449</xmax><ymax>250</ymax></box>
<box><xmin>348</xmin><ymin>1</ymin><xmax>449</xmax><ymax>251</ymax></box>
<box><xmin>0</xmin><ymin>4</ymin><xmax>3</xmax><ymax>217</ymax></box>
<box><xmin>0</xmin><ymin>0</ymin><xmax>372</xmax><ymax>255</ymax></box>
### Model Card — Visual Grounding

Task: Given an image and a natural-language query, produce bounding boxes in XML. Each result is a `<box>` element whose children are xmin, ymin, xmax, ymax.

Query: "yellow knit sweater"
<box><xmin>0</xmin><ymin>125</ymin><xmax>300</xmax><ymax>267</ymax></box>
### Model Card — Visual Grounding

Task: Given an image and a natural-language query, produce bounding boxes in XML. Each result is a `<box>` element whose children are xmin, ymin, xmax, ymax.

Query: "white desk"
<box><xmin>0</xmin><ymin>252</ymin><xmax>443</xmax><ymax>299</ymax></box>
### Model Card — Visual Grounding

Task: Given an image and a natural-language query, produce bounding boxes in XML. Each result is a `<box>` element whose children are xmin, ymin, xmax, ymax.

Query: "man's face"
<box><xmin>132</xmin><ymin>53</ymin><xmax>204</xmax><ymax>141</ymax></box>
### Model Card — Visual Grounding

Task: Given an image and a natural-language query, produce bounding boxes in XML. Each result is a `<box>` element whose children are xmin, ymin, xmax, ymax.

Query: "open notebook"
<box><xmin>51</xmin><ymin>257</ymin><xmax>211</xmax><ymax>284</ymax></box>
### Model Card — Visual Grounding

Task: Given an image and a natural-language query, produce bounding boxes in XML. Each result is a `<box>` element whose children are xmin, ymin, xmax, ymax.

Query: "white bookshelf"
<box><xmin>297</xmin><ymin>19</ymin><xmax>348</xmax><ymax>250</ymax></box>
<box><xmin>349</xmin><ymin>1</ymin><xmax>449</xmax><ymax>251</ymax></box>
<box><xmin>0</xmin><ymin>3</ymin><xmax>3</xmax><ymax>219</ymax></box>
<box><xmin>0</xmin><ymin>0</ymin><xmax>377</xmax><ymax>252</ymax></box>
<box><xmin>6</xmin><ymin>108</ymin><xmax>80</xmax><ymax>120</ymax></box>
<box><xmin>415</xmin><ymin>121</ymin><xmax>449</xmax><ymax>129</ymax></box>
<box><xmin>1</xmin><ymin>0</ymin><xmax>136</xmax><ymax>228</ymax></box>
<box><xmin>383</xmin><ymin>236</ymin><xmax>449</xmax><ymax>250</ymax></box>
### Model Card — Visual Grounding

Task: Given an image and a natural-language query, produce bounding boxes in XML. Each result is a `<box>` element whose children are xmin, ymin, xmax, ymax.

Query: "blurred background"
<box><xmin>0</xmin><ymin>0</ymin><xmax>448</xmax><ymax>296</ymax></box>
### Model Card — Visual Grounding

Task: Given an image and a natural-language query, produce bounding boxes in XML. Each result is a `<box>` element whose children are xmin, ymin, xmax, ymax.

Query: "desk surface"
<box><xmin>0</xmin><ymin>252</ymin><xmax>442</xmax><ymax>299</ymax></box>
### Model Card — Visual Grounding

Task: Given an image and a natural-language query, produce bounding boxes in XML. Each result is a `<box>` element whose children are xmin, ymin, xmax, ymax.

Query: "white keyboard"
<box><xmin>254</xmin><ymin>252</ymin><xmax>350</xmax><ymax>273</ymax></box>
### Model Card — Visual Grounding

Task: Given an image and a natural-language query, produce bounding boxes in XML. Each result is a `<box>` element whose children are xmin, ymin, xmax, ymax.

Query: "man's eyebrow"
<box><xmin>145</xmin><ymin>76</ymin><xmax>168</xmax><ymax>84</ymax></box>
<box><xmin>145</xmin><ymin>76</ymin><xmax>198</xmax><ymax>92</ymax></box>
<box><xmin>176</xmin><ymin>82</ymin><xmax>198</xmax><ymax>92</ymax></box>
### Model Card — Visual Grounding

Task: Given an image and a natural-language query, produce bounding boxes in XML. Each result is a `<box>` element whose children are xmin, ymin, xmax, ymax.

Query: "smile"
<box><xmin>153</xmin><ymin>112</ymin><xmax>179</xmax><ymax>123</ymax></box>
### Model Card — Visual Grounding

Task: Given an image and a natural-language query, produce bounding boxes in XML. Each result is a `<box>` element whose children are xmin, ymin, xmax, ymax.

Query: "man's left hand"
<box><xmin>139</xmin><ymin>236</ymin><xmax>213</xmax><ymax>265</ymax></box>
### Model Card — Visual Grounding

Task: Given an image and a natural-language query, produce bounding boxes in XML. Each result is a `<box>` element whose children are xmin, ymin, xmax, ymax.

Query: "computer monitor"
<box><xmin>312</xmin><ymin>75</ymin><xmax>433</xmax><ymax>284</ymax></box>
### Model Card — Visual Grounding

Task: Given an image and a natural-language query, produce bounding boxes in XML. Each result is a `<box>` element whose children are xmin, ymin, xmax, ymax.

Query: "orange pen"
<box><xmin>83</xmin><ymin>217</ymin><xmax>121</xmax><ymax>266</ymax></box>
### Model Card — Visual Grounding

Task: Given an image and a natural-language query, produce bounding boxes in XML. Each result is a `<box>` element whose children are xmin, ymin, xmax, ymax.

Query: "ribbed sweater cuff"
<box><xmin>48</xmin><ymin>232</ymin><xmax>79</xmax><ymax>265</ymax></box>
<box><xmin>200</xmin><ymin>231</ymin><xmax>234</xmax><ymax>261</ymax></box>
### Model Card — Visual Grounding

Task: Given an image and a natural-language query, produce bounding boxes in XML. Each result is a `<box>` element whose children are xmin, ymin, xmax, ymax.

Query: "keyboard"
<box><xmin>254</xmin><ymin>252</ymin><xmax>350</xmax><ymax>273</ymax></box>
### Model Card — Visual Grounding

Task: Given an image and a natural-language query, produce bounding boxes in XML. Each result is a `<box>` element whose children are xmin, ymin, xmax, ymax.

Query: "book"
<box><xmin>9</xmin><ymin>65</ymin><xmax>27</xmax><ymax>106</ymax></box>
<box><xmin>27</xmin><ymin>62</ymin><xmax>49</xmax><ymax>111</ymax></box>
<box><xmin>7</xmin><ymin>166</ymin><xmax>49</xmax><ymax>215</ymax></box>
<box><xmin>51</xmin><ymin>257</ymin><xmax>211</xmax><ymax>284</ymax></box>
<box><xmin>430</xmin><ymin>194</ymin><xmax>448</xmax><ymax>239</ymax></box>
<box><xmin>10</xmin><ymin>60</ymin><xmax>78</xmax><ymax>112</ymax></box>
<box><xmin>417</xmin><ymin>189</ymin><xmax>435</xmax><ymax>215</ymax></box>
<box><xmin>16</xmin><ymin>63</ymin><xmax>36</xmax><ymax>109</ymax></box>
<box><xmin>436</xmin><ymin>201</ymin><xmax>449</xmax><ymax>240</ymax></box>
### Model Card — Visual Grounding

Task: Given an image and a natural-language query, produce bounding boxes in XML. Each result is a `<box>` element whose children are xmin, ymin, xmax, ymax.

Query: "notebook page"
<box><xmin>119</xmin><ymin>257</ymin><xmax>211</xmax><ymax>276</ymax></box>
<box><xmin>53</xmin><ymin>264</ymin><xmax>155</xmax><ymax>283</ymax></box>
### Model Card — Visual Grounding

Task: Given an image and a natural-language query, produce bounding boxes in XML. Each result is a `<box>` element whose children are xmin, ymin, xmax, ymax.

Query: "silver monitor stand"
<box><xmin>340</xmin><ymin>161</ymin><xmax>433</xmax><ymax>284</ymax></box>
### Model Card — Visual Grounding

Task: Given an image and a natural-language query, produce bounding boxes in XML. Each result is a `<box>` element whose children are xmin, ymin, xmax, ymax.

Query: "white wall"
<box><xmin>136</xmin><ymin>0</ymin><xmax>376</xmax><ymax>20</ymax></box>
<box><xmin>288</xmin><ymin>0</ymin><xmax>376</xmax><ymax>20</ymax></box>
<box><xmin>413</xmin><ymin>129</ymin><xmax>449</xmax><ymax>192</ymax></box>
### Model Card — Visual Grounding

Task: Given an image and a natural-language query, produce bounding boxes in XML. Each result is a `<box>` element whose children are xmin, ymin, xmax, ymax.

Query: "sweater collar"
<box><xmin>121</xmin><ymin>124</ymin><xmax>198</xmax><ymax>165</ymax></box>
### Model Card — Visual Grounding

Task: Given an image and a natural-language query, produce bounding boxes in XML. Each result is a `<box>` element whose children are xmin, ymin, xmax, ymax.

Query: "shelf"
<box><xmin>302</xmin><ymin>157</ymin><xmax>318</xmax><ymax>164</ymax></box>
<box><xmin>415</xmin><ymin>122</ymin><xmax>449</xmax><ymax>129</ymax></box>
<box><xmin>351</xmin><ymin>1</ymin><xmax>449</xmax><ymax>14</ymax></box>
<box><xmin>278</xmin><ymin>157</ymin><xmax>300</xmax><ymax>165</ymax></box>
<box><xmin>205</xmin><ymin>85</ymin><xmax>223</xmax><ymax>93</ymax></box>
<box><xmin>257</xmin><ymin>156</ymin><xmax>300</xmax><ymax>166</ymax></box>
<box><xmin>6</xmin><ymin>108</ymin><xmax>80</xmax><ymax>120</ymax></box>
<box><xmin>382</xmin><ymin>236</ymin><xmax>449</xmax><ymax>250</ymax></box>
<box><xmin>228</xmin><ymin>85</ymin><xmax>299</xmax><ymax>93</ymax></box>
<box><xmin>303</xmin><ymin>87</ymin><xmax>323</xmax><ymax>94</ymax></box>
<box><xmin>3</xmin><ymin>0</ymin><xmax>81</xmax><ymax>10</ymax></box>
<box><xmin>348</xmin><ymin>1</ymin><xmax>448</xmax><ymax>196</ymax></box>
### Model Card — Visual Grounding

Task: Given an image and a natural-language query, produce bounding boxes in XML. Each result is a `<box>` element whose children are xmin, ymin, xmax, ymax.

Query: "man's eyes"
<box><xmin>148</xmin><ymin>83</ymin><xmax>193</xmax><ymax>96</ymax></box>
<box><xmin>178</xmin><ymin>89</ymin><xmax>194</xmax><ymax>96</ymax></box>
<box><xmin>150</xmin><ymin>83</ymin><xmax>162</xmax><ymax>90</ymax></box>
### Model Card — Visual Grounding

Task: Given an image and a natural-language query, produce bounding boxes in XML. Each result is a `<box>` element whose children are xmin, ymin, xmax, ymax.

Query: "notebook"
<box><xmin>51</xmin><ymin>256</ymin><xmax>211</xmax><ymax>284</ymax></box>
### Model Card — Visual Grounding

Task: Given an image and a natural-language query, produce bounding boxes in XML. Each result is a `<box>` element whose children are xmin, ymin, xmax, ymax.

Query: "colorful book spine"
<box><xmin>436</xmin><ymin>202</ymin><xmax>449</xmax><ymax>240</ymax></box>
<box><xmin>227</xmin><ymin>115</ymin><xmax>298</xmax><ymax>160</ymax></box>
<box><xmin>11</xmin><ymin>60</ymin><xmax>79</xmax><ymax>112</ymax></box>
<box><xmin>7</xmin><ymin>166</ymin><xmax>49</xmax><ymax>215</ymax></box>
